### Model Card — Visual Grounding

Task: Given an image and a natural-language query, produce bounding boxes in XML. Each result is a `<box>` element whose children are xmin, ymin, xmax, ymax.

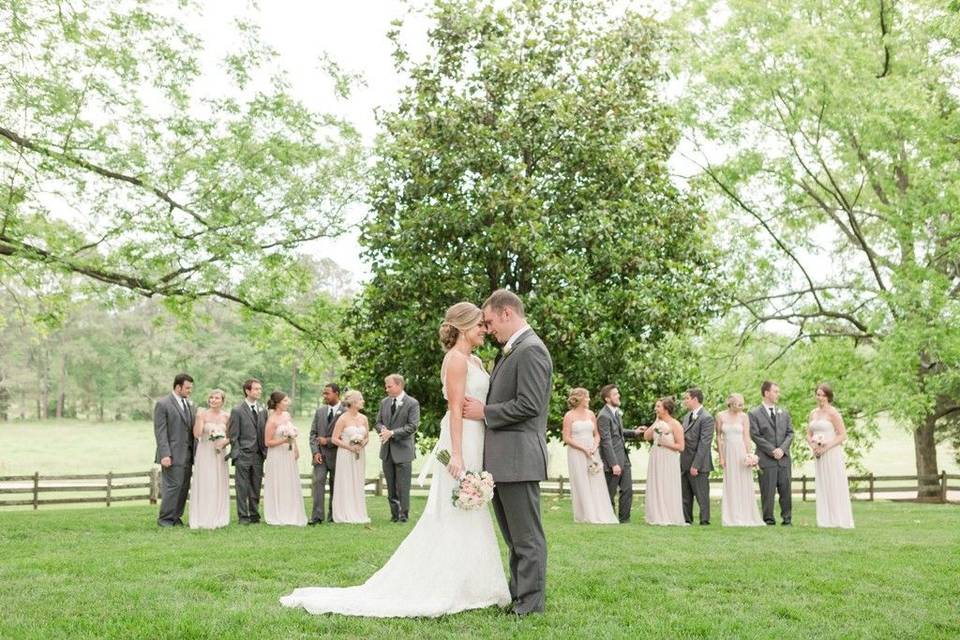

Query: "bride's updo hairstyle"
<box><xmin>439</xmin><ymin>302</ymin><xmax>483</xmax><ymax>351</ymax></box>
<box><xmin>567</xmin><ymin>387</ymin><xmax>589</xmax><ymax>409</ymax></box>
<box><xmin>267</xmin><ymin>390</ymin><xmax>287</xmax><ymax>410</ymax></box>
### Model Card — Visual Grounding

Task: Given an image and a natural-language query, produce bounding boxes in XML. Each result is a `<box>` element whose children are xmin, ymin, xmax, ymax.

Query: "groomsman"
<box><xmin>154</xmin><ymin>373</ymin><xmax>196</xmax><ymax>527</ymax></box>
<box><xmin>309</xmin><ymin>383</ymin><xmax>343</xmax><ymax>525</ymax></box>
<box><xmin>227</xmin><ymin>378</ymin><xmax>267</xmax><ymax>524</ymax></box>
<box><xmin>597</xmin><ymin>384</ymin><xmax>639</xmax><ymax>523</ymax></box>
<box><xmin>680</xmin><ymin>388</ymin><xmax>715</xmax><ymax>525</ymax></box>
<box><xmin>749</xmin><ymin>380</ymin><xmax>794</xmax><ymax>526</ymax></box>
<box><xmin>375</xmin><ymin>375</ymin><xmax>421</xmax><ymax>522</ymax></box>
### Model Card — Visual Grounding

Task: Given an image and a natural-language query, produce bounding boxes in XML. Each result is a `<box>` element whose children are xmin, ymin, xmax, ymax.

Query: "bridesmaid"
<box><xmin>562</xmin><ymin>388</ymin><xmax>618</xmax><ymax>524</ymax></box>
<box><xmin>263</xmin><ymin>391</ymin><xmax>307</xmax><ymax>526</ymax></box>
<box><xmin>807</xmin><ymin>384</ymin><xmax>855</xmax><ymax>528</ymax></box>
<box><xmin>643</xmin><ymin>397</ymin><xmax>687</xmax><ymax>526</ymax></box>
<box><xmin>716</xmin><ymin>393</ymin><xmax>764</xmax><ymax>526</ymax></box>
<box><xmin>332</xmin><ymin>390</ymin><xmax>371</xmax><ymax>524</ymax></box>
<box><xmin>189</xmin><ymin>389</ymin><xmax>230</xmax><ymax>529</ymax></box>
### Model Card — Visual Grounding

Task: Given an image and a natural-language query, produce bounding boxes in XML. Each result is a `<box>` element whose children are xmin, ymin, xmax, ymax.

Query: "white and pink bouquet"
<box><xmin>811</xmin><ymin>433</ymin><xmax>826</xmax><ymax>457</ymax></box>
<box><xmin>436</xmin><ymin>449</ymin><xmax>496</xmax><ymax>510</ymax></box>
<box><xmin>208</xmin><ymin>426</ymin><xmax>227</xmax><ymax>454</ymax></box>
<box><xmin>587</xmin><ymin>457</ymin><xmax>603</xmax><ymax>475</ymax></box>
<box><xmin>276</xmin><ymin>423</ymin><xmax>298</xmax><ymax>450</ymax></box>
<box><xmin>743</xmin><ymin>453</ymin><xmax>759</xmax><ymax>468</ymax></box>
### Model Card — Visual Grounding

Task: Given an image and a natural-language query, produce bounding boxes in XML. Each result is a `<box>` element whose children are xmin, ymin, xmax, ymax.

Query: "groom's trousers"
<box><xmin>681</xmin><ymin>469</ymin><xmax>711</xmax><ymax>524</ymax></box>
<box><xmin>492</xmin><ymin>481</ymin><xmax>546</xmax><ymax>614</ymax></box>
<box><xmin>605</xmin><ymin>466</ymin><xmax>633</xmax><ymax>523</ymax></box>
<box><xmin>157</xmin><ymin>464</ymin><xmax>192</xmax><ymax>526</ymax></box>
<box><xmin>235</xmin><ymin>455</ymin><xmax>264</xmax><ymax>523</ymax></box>
<box><xmin>758</xmin><ymin>462</ymin><xmax>792</xmax><ymax>524</ymax></box>
<box><xmin>382</xmin><ymin>449</ymin><xmax>411</xmax><ymax>520</ymax></box>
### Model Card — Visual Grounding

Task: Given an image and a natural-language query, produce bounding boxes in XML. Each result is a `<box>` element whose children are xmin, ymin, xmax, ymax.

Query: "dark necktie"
<box><xmin>327</xmin><ymin>407</ymin><xmax>333</xmax><ymax>423</ymax></box>
<box><xmin>181</xmin><ymin>398</ymin><xmax>188</xmax><ymax>417</ymax></box>
<box><xmin>391</xmin><ymin>398</ymin><xmax>397</xmax><ymax>418</ymax></box>
<box><xmin>250</xmin><ymin>404</ymin><xmax>257</xmax><ymax>421</ymax></box>
<box><xmin>769</xmin><ymin>407</ymin><xmax>776</xmax><ymax>423</ymax></box>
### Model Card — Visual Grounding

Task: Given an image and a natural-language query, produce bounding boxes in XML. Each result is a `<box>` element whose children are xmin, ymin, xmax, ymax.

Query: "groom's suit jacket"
<box><xmin>483</xmin><ymin>329</ymin><xmax>553</xmax><ymax>483</ymax></box>
<box><xmin>153</xmin><ymin>393</ymin><xmax>196</xmax><ymax>467</ymax></box>
<box><xmin>227</xmin><ymin>401</ymin><xmax>267</xmax><ymax>465</ymax></box>
<box><xmin>597</xmin><ymin>405</ymin><xmax>631</xmax><ymax>471</ymax></box>
<box><xmin>748</xmin><ymin>404</ymin><xmax>793</xmax><ymax>469</ymax></box>
<box><xmin>374</xmin><ymin>394</ymin><xmax>421</xmax><ymax>464</ymax></box>
<box><xmin>680</xmin><ymin>408</ymin><xmax>715</xmax><ymax>473</ymax></box>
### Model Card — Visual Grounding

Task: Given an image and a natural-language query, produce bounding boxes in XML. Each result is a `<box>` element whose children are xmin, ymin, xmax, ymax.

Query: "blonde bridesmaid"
<box><xmin>332</xmin><ymin>390</ymin><xmax>371</xmax><ymax>524</ymax></box>
<box><xmin>189</xmin><ymin>389</ymin><xmax>230</xmax><ymax>529</ymax></box>
<box><xmin>717</xmin><ymin>393</ymin><xmax>764</xmax><ymax>526</ymax></box>
<box><xmin>562</xmin><ymin>388</ymin><xmax>618</xmax><ymax>524</ymax></box>
<box><xmin>807</xmin><ymin>384</ymin><xmax>854</xmax><ymax>528</ymax></box>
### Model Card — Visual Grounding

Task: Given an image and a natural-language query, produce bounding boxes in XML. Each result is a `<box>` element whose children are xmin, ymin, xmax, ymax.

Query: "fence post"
<box><xmin>558</xmin><ymin>475</ymin><xmax>564</xmax><ymax>497</ymax></box>
<box><xmin>33</xmin><ymin>471</ymin><xmax>39</xmax><ymax>510</ymax></box>
<box><xmin>149</xmin><ymin>468</ymin><xmax>159</xmax><ymax>504</ymax></box>
<box><xmin>376</xmin><ymin>473</ymin><xmax>384</xmax><ymax>497</ymax></box>
<box><xmin>106</xmin><ymin>471</ymin><xmax>113</xmax><ymax>507</ymax></box>
<box><xmin>869</xmin><ymin>473</ymin><xmax>875</xmax><ymax>502</ymax></box>
<box><xmin>801</xmin><ymin>475</ymin><xmax>807</xmax><ymax>502</ymax></box>
<box><xmin>940</xmin><ymin>471</ymin><xmax>948</xmax><ymax>503</ymax></box>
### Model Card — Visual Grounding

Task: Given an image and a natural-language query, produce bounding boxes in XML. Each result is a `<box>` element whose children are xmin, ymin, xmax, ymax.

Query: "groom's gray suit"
<box><xmin>484</xmin><ymin>328</ymin><xmax>552</xmax><ymax>615</ymax></box>
<box><xmin>154</xmin><ymin>393</ymin><xmax>196</xmax><ymax>526</ymax></box>
<box><xmin>680</xmin><ymin>408</ymin><xmax>715</xmax><ymax>525</ymax></box>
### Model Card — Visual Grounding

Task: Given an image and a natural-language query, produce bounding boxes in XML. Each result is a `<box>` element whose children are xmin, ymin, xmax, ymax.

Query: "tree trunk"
<box><xmin>290</xmin><ymin>361</ymin><xmax>299</xmax><ymax>416</ymax></box>
<box><xmin>55</xmin><ymin>354</ymin><xmax>67</xmax><ymax>419</ymax></box>
<box><xmin>913</xmin><ymin>413</ymin><xmax>940</xmax><ymax>501</ymax></box>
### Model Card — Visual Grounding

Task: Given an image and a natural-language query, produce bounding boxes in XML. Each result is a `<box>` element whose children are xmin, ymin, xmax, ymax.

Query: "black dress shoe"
<box><xmin>390</xmin><ymin>517</ymin><xmax>398</xmax><ymax>523</ymax></box>
<box><xmin>399</xmin><ymin>516</ymin><xmax>408</xmax><ymax>523</ymax></box>
<box><xmin>307</xmin><ymin>520</ymin><xmax>321</xmax><ymax>526</ymax></box>
<box><xmin>781</xmin><ymin>522</ymin><xmax>792</xmax><ymax>526</ymax></box>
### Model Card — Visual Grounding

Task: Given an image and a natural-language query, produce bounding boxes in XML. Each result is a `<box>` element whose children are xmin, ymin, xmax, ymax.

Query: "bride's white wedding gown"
<box><xmin>280</xmin><ymin>358</ymin><xmax>511</xmax><ymax>617</ymax></box>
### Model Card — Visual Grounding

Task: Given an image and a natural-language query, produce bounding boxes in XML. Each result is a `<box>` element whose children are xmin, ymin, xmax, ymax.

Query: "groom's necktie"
<box><xmin>493</xmin><ymin>348</ymin><xmax>504</xmax><ymax>369</ymax></box>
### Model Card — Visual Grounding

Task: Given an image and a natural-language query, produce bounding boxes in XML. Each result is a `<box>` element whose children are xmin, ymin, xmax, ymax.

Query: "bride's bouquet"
<box><xmin>276</xmin><ymin>423</ymin><xmax>298</xmax><ymax>450</ymax></box>
<box><xmin>208</xmin><ymin>426</ymin><xmax>227</xmax><ymax>454</ymax></box>
<box><xmin>744</xmin><ymin>453</ymin><xmax>759</xmax><ymax>468</ymax></box>
<box><xmin>436</xmin><ymin>449</ymin><xmax>495</xmax><ymax>510</ymax></box>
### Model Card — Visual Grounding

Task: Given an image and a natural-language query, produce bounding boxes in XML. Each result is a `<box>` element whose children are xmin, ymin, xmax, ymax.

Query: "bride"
<box><xmin>280</xmin><ymin>302</ymin><xmax>511</xmax><ymax>617</ymax></box>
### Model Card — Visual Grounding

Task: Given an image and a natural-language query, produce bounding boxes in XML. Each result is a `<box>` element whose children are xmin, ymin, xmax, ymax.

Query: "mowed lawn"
<box><xmin>1</xmin><ymin>497</ymin><xmax>957</xmax><ymax>639</ymax></box>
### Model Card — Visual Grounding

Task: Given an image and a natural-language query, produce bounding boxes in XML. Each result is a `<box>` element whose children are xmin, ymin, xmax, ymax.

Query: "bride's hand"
<box><xmin>447</xmin><ymin>453</ymin><xmax>464</xmax><ymax>479</ymax></box>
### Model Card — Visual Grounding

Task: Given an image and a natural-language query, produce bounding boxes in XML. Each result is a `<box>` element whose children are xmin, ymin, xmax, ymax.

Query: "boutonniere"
<box><xmin>396</xmin><ymin>399</ymin><xmax>404</xmax><ymax>409</ymax></box>
<box><xmin>503</xmin><ymin>344</ymin><xmax>513</xmax><ymax>357</ymax></box>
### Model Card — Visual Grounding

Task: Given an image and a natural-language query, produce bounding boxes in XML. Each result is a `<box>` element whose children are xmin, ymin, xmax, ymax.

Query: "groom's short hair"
<box><xmin>599</xmin><ymin>384</ymin><xmax>618</xmax><ymax>402</ymax></box>
<box><xmin>483</xmin><ymin>289</ymin><xmax>525</xmax><ymax>317</ymax></box>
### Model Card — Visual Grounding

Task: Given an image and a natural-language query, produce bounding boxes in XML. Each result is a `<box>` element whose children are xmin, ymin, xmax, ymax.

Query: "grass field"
<box><xmin>1</xmin><ymin>417</ymin><xmax>958</xmax><ymax>478</ymax></box>
<box><xmin>1</xmin><ymin>497</ymin><xmax>957</xmax><ymax>639</ymax></box>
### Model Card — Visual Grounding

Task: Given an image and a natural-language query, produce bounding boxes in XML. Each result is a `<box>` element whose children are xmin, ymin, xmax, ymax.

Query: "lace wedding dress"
<box><xmin>280</xmin><ymin>358</ymin><xmax>511</xmax><ymax>617</ymax></box>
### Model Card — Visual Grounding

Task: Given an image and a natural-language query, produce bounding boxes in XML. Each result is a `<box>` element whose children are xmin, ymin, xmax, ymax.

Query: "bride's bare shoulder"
<box><xmin>443</xmin><ymin>350</ymin><xmax>468</xmax><ymax>374</ymax></box>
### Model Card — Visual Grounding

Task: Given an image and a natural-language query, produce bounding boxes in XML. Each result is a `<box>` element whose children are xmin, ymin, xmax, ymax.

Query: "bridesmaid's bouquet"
<box><xmin>652</xmin><ymin>424</ymin><xmax>668</xmax><ymax>446</ymax></box>
<box><xmin>588</xmin><ymin>457</ymin><xmax>603</xmax><ymax>475</ymax></box>
<box><xmin>811</xmin><ymin>433</ymin><xmax>826</xmax><ymax>457</ymax></box>
<box><xmin>349</xmin><ymin>435</ymin><xmax>364</xmax><ymax>459</ymax></box>
<box><xmin>744</xmin><ymin>453</ymin><xmax>759</xmax><ymax>468</ymax></box>
<box><xmin>208</xmin><ymin>426</ymin><xmax>227</xmax><ymax>454</ymax></box>
<box><xmin>436</xmin><ymin>449</ymin><xmax>496</xmax><ymax>510</ymax></box>
<box><xmin>277</xmin><ymin>423</ymin><xmax>298</xmax><ymax>450</ymax></box>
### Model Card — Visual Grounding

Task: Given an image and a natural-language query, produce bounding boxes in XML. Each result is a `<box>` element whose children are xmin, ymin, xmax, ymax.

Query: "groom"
<box><xmin>464</xmin><ymin>289</ymin><xmax>552</xmax><ymax>616</ymax></box>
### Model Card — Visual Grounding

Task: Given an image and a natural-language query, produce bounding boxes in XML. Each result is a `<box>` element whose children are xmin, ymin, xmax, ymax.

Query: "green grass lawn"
<box><xmin>1</xmin><ymin>497</ymin><xmax>957</xmax><ymax>639</ymax></box>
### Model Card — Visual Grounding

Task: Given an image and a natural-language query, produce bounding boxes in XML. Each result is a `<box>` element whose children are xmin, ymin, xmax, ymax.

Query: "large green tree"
<box><xmin>673</xmin><ymin>0</ymin><xmax>960</xmax><ymax>497</ymax></box>
<box><xmin>0</xmin><ymin>0</ymin><xmax>362</xmax><ymax>343</ymax></box>
<box><xmin>344</xmin><ymin>0</ymin><xmax>725</xmax><ymax>436</ymax></box>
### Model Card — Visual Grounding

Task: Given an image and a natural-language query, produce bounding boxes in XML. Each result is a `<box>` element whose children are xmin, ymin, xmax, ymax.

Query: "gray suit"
<box><xmin>227</xmin><ymin>401</ymin><xmax>267</xmax><ymax>523</ymax></box>
<box><xmin>309</xmin><ymin>403</ymin><xmax>343</xmax><ymax>523</ymax></box>
<box><xmin>680</xmin><ymin>408</ymin><xmax>715</xmax><ymax>525</ymax></box>
<box><xmin>748</xmin><ymin>404</ymin><xmax>793</xmax><ymax>524</ymax></box>
<box><xmin>375</xmin><ymin>393</ymin><xmax>420</xmax><ymax>521</ymax></box>
<box><xmin>484</xmin><ymin>328</ymin><xmax>552</xmax><ymax>615</ymax></box>
<box><xmin>597</xmin><ymin>405</ymin><xmax>633</xmax><ymax>523</ymax></box>
<box><xmin>153</xmin><ymin>393</ymin><xmax>195</xmax><ymax>526</ymax></box>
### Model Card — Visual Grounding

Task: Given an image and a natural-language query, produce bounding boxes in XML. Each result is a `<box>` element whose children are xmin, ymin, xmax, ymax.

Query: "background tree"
<box><xmin>0</xmin><ymin>0</ymin><xmax>363</xmax><ymax>343</ymax></box>
<box><xmin>344</xmin><ymin>0</ymin><xmax>726</xmax><ymax>436</ymax></box>
<box><xmin>673</xmin><ymin>0</ymin><xmax>960</xmax><ymax>497</ymax></box>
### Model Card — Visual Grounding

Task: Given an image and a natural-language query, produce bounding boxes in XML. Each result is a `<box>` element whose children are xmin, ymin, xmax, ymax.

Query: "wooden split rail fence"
<box><xmin>0</xmin><ymin>471</ymin><xmax>956</xmax><ymax>509</ymax></box>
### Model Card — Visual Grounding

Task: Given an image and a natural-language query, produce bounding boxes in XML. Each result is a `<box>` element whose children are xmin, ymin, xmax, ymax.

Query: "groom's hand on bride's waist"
<box><xmin>462</xmin><ymin>396</ymin><xmax>485</xmax><ymax>421</ymax></box>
